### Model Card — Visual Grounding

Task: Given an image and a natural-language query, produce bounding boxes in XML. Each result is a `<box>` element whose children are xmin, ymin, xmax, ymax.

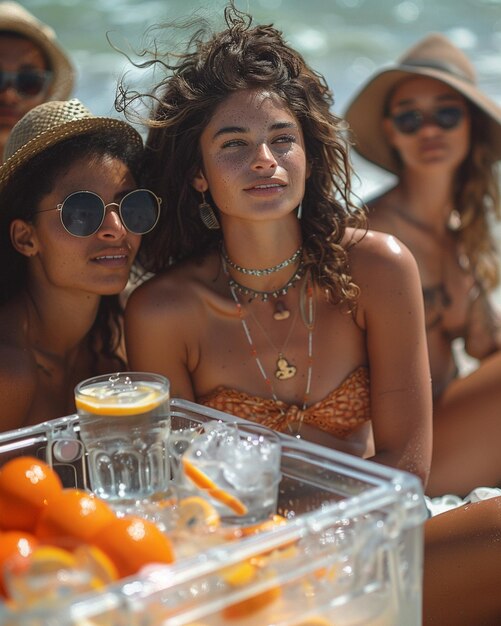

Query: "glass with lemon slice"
<box><xmin>75</xmin><ymin>372</ymin><xmax>171</xmax><ymax>513</ymax></box>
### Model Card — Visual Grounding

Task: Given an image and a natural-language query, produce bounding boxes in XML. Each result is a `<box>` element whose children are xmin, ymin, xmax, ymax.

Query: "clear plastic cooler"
<box><xmin>0</xmin><ymin>398</ymin><xmax>427</xmax><ymax>625</ymax></box>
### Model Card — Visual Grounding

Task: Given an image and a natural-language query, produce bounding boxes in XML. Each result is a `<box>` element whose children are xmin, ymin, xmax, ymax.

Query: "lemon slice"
<box><xmin>75</xmin><ymin>383</ymin><xmax>167</xmax><ymax>416</ymax></box>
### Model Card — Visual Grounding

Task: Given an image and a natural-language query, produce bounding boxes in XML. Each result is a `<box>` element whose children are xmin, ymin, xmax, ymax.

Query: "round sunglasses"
<box><xmin>36</xmin><ymin>189</ymin><xmax>162</xmax><ymax>237</ymax></box>
<box><xmin>0</xmin><ymin>69</ymin><xmax>52</xmax><ymax>98</ymax></box>
<box><xmin>390</xmin><ymin>105</ymin><xmax>465</xmax><ymax>135</ymax></box>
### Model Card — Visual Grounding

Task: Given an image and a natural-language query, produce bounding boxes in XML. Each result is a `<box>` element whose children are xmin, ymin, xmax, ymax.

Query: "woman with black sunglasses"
<box><xmin>345</xmin><ymin>33</ymin><xmax>501</xmax><ymax>497</ymax></box>
<box><xmin>0</xmin><ymin>98</ymin><xmax>160</xmax><ymax>431</ymax></box>
<box><xmin>0</xmin><ymin>2</ymin><xmax>74</xmax><ymax>162</ymax></box>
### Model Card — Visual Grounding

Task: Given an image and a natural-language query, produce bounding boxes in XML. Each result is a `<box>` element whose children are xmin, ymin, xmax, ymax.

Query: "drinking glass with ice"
<box><xmin>177</xmin><ymin>422</ymin><xmax>281</xmax><ymax>525</ymax></box>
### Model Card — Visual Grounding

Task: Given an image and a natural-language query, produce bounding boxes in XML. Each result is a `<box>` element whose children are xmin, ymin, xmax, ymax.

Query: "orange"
<box><xmin>0</xmin><ymin>530</ymin><xmax>39</xmax><ymax>597</ymax></box>
<box><xmin>0</xmin><ymin>456</ymin><xmax>63</xmax><ymax>532</ymax></box>
<box><xmin>92</xmin><ymin>515</ymin><xmax>175</xmax><ymax>579</ymax></box>
<box><xmin>182</xmin><ymin>458</ymin><xmax>248</xmax><ymax>516</ymax></box>
<box><xmin>35</xmin><ymin>488</ymin><xmax>116</xmax><ymax>543</ymax></box>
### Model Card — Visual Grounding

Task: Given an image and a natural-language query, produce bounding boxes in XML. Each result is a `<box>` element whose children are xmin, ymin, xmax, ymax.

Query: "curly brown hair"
<box><xmin>117</xmin><ymin>4</ymin><xmax>367</xmax><ymax>306</ymax></box>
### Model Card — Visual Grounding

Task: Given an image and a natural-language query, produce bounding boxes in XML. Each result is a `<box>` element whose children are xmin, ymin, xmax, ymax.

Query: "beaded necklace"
<box><xmin>222</xmin><ymin>245</ymin><xmax>303</xmax><ymax>276</ymax></box>
<box><xmin>225</xmin><ymin>263</ymin><xmax>315</xmax><ymax>438</ymax></box>
<box><xmin>227</xmin><ymin>263</ymin><xmax>305</xmax><ymax>303</ymax></box>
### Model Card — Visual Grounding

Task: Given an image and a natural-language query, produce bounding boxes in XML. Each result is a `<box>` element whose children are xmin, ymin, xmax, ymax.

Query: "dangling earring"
<box><xmin>297</xmin><ymin>203</ymin><xmax>303</xmax><ymax>219</ymax></box>
<box><xmin>199</xmin><ymin>192</ymin><xmax>220</xmax><ymax>230</ymax></box>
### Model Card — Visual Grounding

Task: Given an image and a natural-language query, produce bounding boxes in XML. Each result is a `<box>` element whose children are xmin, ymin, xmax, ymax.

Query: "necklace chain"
<box><xmin>248</xmin><ymin>305</ymin><xmax>299</xmax><ymax>379</ymax></box>
<box><xmin>225</xmin><ymin>264</ymin><xmax>315</xmax><ymax>438</ymax></box>
<box><xmin>227</xmin><ymin>263</ymin><xmax>305</xmax><ymax>302</ymax></box>
<box><xmin>222</xmin><ymin>245</ymin><xmax>303</xmax><ymax>276</ymax></box>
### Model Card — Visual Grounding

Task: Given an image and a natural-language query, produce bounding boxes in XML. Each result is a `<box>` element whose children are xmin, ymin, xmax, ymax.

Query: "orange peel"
<box><xmin>182</xmin><ymin>458</ymin><xmax>248</xmax><ymax>516</ymax></box>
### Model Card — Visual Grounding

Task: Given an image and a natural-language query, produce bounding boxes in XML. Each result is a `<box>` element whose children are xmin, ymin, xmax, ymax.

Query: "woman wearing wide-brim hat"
<box><xmin>0</xmin><ymin>98</ymin><xmax>161</xmax><ymax>431</ymax></box>
<box><xmin>0</xmin><ymin>1</ymin><xmax>75</xmax><ymax>160</ymax></box>
<box><xmin>345</xmin><ymin>33</ymin><xmax>501</xmax><ymax>498</ymax></box>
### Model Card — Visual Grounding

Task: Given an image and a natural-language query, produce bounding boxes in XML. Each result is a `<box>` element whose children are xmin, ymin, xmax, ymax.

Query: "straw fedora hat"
<box><xmin>344</xmin><ymin>33</ymin><xmax>501</xmax><ymax>174</ymax></box>
<box><xmin>0</xmin><ymin>98</ymin><xmax>143</xmax><ymax>189</ymax></box>
<box><xmin>0</xmin><ymin>1</ymin><xmax>74</xmax><ymax>100</ymax></box>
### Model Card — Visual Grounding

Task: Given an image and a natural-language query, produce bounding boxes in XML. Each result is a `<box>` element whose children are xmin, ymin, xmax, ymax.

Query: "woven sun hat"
<box><xmin>0</xmin><ymin>1</ymin><xmax>74</xmax><ymax>100</ymax></box>
<box><xmin>0</xmin><ymin>98</ymin><xmax>143</xmax><ymax>189</ymax></box>
<box><xmin>344</xmin><ymin>33</ymin><xmax>501</xmax><ymax>174</ymax></box>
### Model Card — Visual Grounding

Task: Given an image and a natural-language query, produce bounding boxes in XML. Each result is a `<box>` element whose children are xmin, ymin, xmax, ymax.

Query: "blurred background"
<box><xmin>20</xmin><ymin>0</ymin><xmax>501</xmax><ymax>198</ymax></box>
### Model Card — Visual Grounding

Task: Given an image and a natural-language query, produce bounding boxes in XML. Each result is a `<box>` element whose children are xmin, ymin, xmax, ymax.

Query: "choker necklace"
<box><xmin>226</xmin><ymin>267</ymin><xmax>315</xmax><ymax>438</ymax></box>
<box><xmin>222</xmin><ymin>246</ymin><xmax>303</xmax><ymax>276</ymax></box>
<box><xmin>226</xmin><ymin>262</ymin><xmax>305</xmax><ymax>303</ymax></box>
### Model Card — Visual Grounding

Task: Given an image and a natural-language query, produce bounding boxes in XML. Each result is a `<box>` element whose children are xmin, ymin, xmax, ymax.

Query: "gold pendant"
<box><xmin>275</xmin><ymin>354</ymin><xmax>296</xmax><ymax>380</ymax></box>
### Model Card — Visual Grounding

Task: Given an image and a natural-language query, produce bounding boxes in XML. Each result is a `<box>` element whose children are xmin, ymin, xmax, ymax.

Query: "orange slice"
<box><xmin>75</xmin><ymin>383</ymin><xmax>167</xmax><ymax>416</ymax></box>
<box><xmin>239</xmin><ymin>514</ymin><xmax>288</xmax><ymax>537</ymax></box>
<box><xmin>222</xmin><ymin>584</ymin><xmax>281</xmax><ymax>620</ymax></box>
<box><xmin>221</xmin><ymin>560</ymin><xmax>257</xmax><ymax>586</ymax></box>
<box><xmin>74</xmin><ymin>544</ymin><xmax>119</xmax><ymax>588</ymax></box>
<box><xmin>177</xmin><ymin>496</ymin><xmax>220</xmax><ymax>530</ymax></box>
<box><xmin>293</xmin><ymin>618</ymin><xmax>333</xmax><ymax>625</ymax></box>
<box><xmin>29</xmin><ymin>545</ymin><xmax>78</xmax><ymax>572</ymax></box>
<box><xmin>182</xmin><ymin>458</ymin><xmax>248</xmax><ymax>516</ymax></box>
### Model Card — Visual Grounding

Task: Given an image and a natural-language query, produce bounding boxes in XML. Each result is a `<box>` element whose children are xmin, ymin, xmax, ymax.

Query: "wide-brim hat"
<box><xmin>0</xmin><ymin>98</ymin><xmax>143</xmax><ymax>189</ymax></box>
<box><xmin>0</xmin><ymin>1</ymin><xmax>74</xmax><ymax>100</ymax></box>
<box><xmin>344</xmin><ymin>33</ymin><xmax>501</xmax><ymax>174</ymax></box>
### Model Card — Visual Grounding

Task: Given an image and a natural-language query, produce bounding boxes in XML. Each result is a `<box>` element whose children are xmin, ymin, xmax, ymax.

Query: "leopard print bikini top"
<box><xmin>197</xmin><ymin>366</ymin><xmax>370</xmax><ymax>439</ymax></box>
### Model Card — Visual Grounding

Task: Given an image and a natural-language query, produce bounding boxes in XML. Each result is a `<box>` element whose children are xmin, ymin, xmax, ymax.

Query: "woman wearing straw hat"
<box><xmin>0</xmin><ymin>98</ymin><xmax>161</xmax><ymax>431</ymax></box>
<box><xmin>0</xmin><ymin>1</ymin><xmax>74</xmax><ymax>161</ymax></box>
<box><xmin>345</xmin><ymin>33</ymin><xmax>501</xmax><ymax>497</ymax></box>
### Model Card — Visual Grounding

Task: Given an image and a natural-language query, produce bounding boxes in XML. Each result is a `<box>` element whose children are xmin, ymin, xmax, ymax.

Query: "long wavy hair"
<box><xmin>0</xmin><ymin>131</ymin><xmax>144</xmax><ymax>370</ymax></box>
<box><xmin>117</xmin><ymin>4</ymin><xmax>367</xmax><ymax>306</ymax></box>
<box><xmin>454</xmin><ymin>106</ymin><xmax>501</xmax><ymax>290</ymax></box>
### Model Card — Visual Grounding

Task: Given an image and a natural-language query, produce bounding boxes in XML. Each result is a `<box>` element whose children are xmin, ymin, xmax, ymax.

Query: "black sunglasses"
<box><xmin>0</xmin><ymin>69</ymin><xmax>52</xmax><ymax>98</ymax></box>
<box><xmin>36</xmin><ymin>189</ymin><xmax>162</xmax><ymax>237</ymax></box>
<box><xmin>391</xmin><ymin>106</ymin><xmax>465</xmax><ymax>135</ymax></box>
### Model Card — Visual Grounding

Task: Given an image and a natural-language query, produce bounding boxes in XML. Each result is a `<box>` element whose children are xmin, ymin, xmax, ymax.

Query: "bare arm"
<box><xmin>464</xmin><ymin>284</ymin><xmax>501</xmax><ymax>359</ymax></box>
<box><xmin>352</xmin><ymin>231</ymin><xmax>433</xmax><ymax>485</ymax></box>
<box><xmin>124</xmin><ymin>275</ymin><xmax>198</xmax><ymax>401</ymax></box>
<box><xmin>0</xmin><ymin>347</ymin><xmax>37</xmax><ymax>432</ymax></box>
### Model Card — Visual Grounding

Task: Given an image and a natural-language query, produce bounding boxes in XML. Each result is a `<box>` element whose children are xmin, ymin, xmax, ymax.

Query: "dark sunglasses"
<box><xmin>36</xmin><ymin>189</ymin><xmax>162</xmax><ymax>237</ymax></box>
<box><xmin>391</xmin><ymin>106</ymin><xmax>465</xmax><ymax>135</ymax></box>
<box><xmin>0</xmin><ymin>69</ymin><xmax>52</xmax><ymax>98</ymax></box>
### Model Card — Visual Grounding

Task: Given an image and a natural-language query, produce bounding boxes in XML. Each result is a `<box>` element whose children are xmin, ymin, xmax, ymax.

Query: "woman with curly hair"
<box><xmin>123</xmin><ymin>6</ymin><xmax>432</xmax><ymax>483</ymax></box>
<box><xmin>345</xmin><ymin>33</ymin><xmax>501</xmax><ymax>496</ymax></box>
<box><xmin>0</xmin><ymin>98</ymin><xmax>161</xmax><ymax>431</ymax></box>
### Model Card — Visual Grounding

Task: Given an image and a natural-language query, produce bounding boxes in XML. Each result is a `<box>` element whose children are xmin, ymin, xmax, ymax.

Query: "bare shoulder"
<box><xmin>345</xmin><ymin>228</ymin><xmax>423</xmax><ymax>330</ymax></box>
<box><xmin>126</xmin><ymin>253</ymin><xmax>234</xmax><ymax>331</ymax></box>
<box><xmin>346</xmin><ymin>227</ymin><xmax>418</xmax><ymax>281</ymax></box>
